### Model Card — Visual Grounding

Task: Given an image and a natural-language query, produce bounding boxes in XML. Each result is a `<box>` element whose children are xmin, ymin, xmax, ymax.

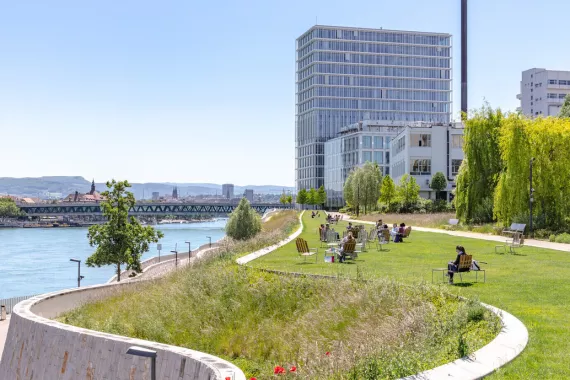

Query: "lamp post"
<box><xmin>529</xmin><ymin>157</ymin><xmax>535</xmax><ymax>238</ymax></box>
<box><xmin>69</xmin><ymin>259</ymin><xmax>84</xmax><ymax>288</ymax></box>
<box><xmin>206</xmin><ymin>236</ymin><xmax>211</xmax><ymax>248</ymax></box>
<box><xmin>157</xmin><ymin>243</ymin><xmax>162</xmax><ymax>263</ymax></box>
<box><xmin>170</xmin><ymin>250</ymin><xmax>178</xmax><ymax>268</ymax></box>
<box><xmin>185</xmin><ymin>241</ymin><xmax>191</xmax><ymax>260</ymax></box>
<box><xmin>126</xmin><ymin>346</ymin><xmax>157</xmax><ymax>380</ymax></box>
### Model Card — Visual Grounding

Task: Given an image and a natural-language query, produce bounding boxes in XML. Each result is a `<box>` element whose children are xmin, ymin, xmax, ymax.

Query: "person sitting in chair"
<box><xmin>337</xmin><ymin>231</ymin><xmax>355</xmax><ymax>263</ymax></box>
<box><xmin>346</xmin><ymin>222</ymin><xmax>353</xmax><ymax>231</ymax></box>
<box><xmin>390</xmin><ymin>224</ymin><xmax>400</xmax><ymax>241</ymax></box>
<box><xmin>447</xmin><ymin>245</ymin><xmax>467</xmax><ymax>284</ymax></box>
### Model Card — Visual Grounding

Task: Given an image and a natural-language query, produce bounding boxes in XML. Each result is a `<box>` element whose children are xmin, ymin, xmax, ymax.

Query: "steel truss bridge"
<box><xmin>18</xmin><ymin>203</ymin><xmax>292</xmax><ymax>216</ymax></box>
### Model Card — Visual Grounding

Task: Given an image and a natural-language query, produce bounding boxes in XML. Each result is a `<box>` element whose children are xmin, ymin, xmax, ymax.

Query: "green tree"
<box><xmin>455</xmin><ymin>105</ymin><xmax>504</xmax><ymax>223</ymax></box>
<box><xmin>379</xmin><ymin>175</ymin><xmax>397</xmax><ymax>210</ymax></box>
<box><xmin>397</xmin><ymin>174</ymin><xmax>420</xmax><ymax>212</ymax></box>
<box><xmin>279</xmin><ymin>193</ymin><xmax>287</xmax><ymax>204</ymax></box>
<box><xmin>286</xmin><ymin>195</ymin><xmax>293</xmax><ymax>205</ymax></box>
<box><xmin>430</xmin><ymin>172</ymin><xmax>448</xmax><ymax>200</ymax></box>
<box><xmin>225</xmin><ymin>197</ymin><xmax>262</xmax><ymax>240</ymax></box>
<box><xmin>0</xmin><ymin>198</ymin><xmax>22</xmax><ymax>222</ymax></box>
<box><xmin>361</xmin><ymin>162</ymin><xmax>382</xmax><ymax>214</ymax></box>
<box><xmin>297</xmin><ymin>188</ymin><xmax>307</xmax><ymax>207</ymax></box>
<box><xmin>317</xmin><ymin>185</ymin><xmax>327</xmax><ymax>208</ymax></box>
<box><xmin>86</xmin><ymin>180</ymin><xmax>164</xmax><ymax>282</ymax></box>
<box><xmin>308</xmin><ymin>188</ymin><xmax>318</xmax><ymax>209</ymax></box>
<box><xmin>560</xmin><ymin>94</ymin><xmax>570</xmax><ymax>118</ymax></box>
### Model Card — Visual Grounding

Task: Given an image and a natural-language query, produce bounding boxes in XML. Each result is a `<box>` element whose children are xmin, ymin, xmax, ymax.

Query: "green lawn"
<box><xmin>250</xmin><ymin>212</ymin><xmax>570</xmax><ymax>379</ymax></box>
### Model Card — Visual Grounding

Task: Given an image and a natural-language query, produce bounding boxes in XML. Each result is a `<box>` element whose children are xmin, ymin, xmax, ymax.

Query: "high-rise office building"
<box><xmin>222</xmin><ymin>184</ymin><xmax>234</xmax><ymax>199</ymax></box>
<box><xmin>517</xmin><ymin>68</ymin><xmax>570</xmax><ymax>117</ymax></box>
<box><xmin>296</xmin><ymin>25</ymin><xmax>453</xmax><ymax>190</ymax></box>
<box><xmin>244</xmin><ymin>189</ymin><xmax>254</xmax><ymax>202</ymax></box>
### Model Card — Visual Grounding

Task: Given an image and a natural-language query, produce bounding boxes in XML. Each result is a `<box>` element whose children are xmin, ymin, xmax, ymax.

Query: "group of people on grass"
<box><xmin>316</xmin><ymin>214</ymin><xmax>481</xmax><ymax>283</ymax></box>
<box><xmin>326</xmin><ymin>214</ymin><xmax>341</xmax><ymax>224</ymax></box>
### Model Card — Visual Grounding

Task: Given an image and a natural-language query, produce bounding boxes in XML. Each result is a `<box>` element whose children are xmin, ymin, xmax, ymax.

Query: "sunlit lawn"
<box><xmin>250</xmin><ymin>212</ymin><xmax>570</xmax><ymax>379</ymax></box>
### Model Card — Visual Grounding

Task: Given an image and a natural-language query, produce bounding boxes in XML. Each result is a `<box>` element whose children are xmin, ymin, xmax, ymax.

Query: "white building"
<box><xmin>222</xmin><ymin>184</ymin><xmax>234</xmax><ymax>199</ymax></box>
<box><xmin>296</xmin><ymin>25</ymin><xmax>453</xmax><ymax>191</ymax></box>
<box><xmin>391</xmin><ymin>123</ymin><xmax>464</xmax><ymax>200</ymax></box>
<box><xmin>244</xmin><ymin>189</ymin><xmax>254</xmax><ymax>202</ymax></box>
<box><xmin>517</xmin><ymin>68</ymin><xmax>570</xmax><ymax>117</ymax></box>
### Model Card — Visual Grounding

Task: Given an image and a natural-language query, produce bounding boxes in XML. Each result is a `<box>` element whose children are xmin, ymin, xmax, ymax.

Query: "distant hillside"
<box><xmin>0</xmin><ymin>177</ymin><xmax>294</xmax><ymax>199</ymax></box>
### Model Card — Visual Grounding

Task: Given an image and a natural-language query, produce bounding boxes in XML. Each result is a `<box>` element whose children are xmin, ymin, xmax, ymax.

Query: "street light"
<box><xmin>170</xmin><ymin>250</ymin><xmax>178</xmax><ymax>268</ymax></box>
<box><xmin>126</xmin><ymin>346</ymin><xmax>157</xmax><ymax>380</ymax></box>
<box><xmin>69</xmin><ymin>259</ymin><xmax>84</xmax><ymax>288</ymax></box>
<box><xmin>185</xmin><ymin>241</ymin><xmax>191</xmax><ymax>260</ymax></box>
<box><xmin>529</xmin><ymin>157</ymin><xmax>535</xmax><ymax>238</ymax></box>
<box><xmin>206</xmin><ymin>236</ymin><xmax>211</xmax><ymax>248</ymax></box>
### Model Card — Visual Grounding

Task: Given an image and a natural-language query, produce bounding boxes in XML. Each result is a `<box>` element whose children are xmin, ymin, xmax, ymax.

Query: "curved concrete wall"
<box><xmin>0</xmin><ymin>244</ymin><xmax>245</xmax><ymax>380</ymax></box>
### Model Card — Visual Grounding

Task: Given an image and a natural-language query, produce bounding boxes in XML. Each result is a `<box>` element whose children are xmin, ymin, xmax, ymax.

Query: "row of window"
<box><xmin>298</xmin><ymin>167</ymin><xmax>324</xmax><ymax>180</ymax></box>
<box><xmin>298</xmin><ymin>87</ymin><xmax>451</xmax><ymax>103</ymax></box>
<box><xmin>362</xmin><ymin>151</ymin><xmax>391</xmax><ymax>165</ymax></box>
<box><xmin>547</xmin><ymin>93</ymin><xmax>568</xmax><ymax>99</ymax></box>
<box><xmin>394</xmin><ymin>136</ymin><xmax>406</xmax><ymax>155</ymax></box>
<box><xmin>298</xmin><ymin>75</ymin><xmax>451</xmax><ymax>92</ymax></box>
<box><xmin>298</xmin><ymin>52</ymin><xmax>451</xmax><ymax>70</ymax></box>
<box><xmin>299</xmin><ymin>98</ymin><xmax>449</xmax><ymax>113</ymax></box>
<box><xmin>297</xmin><ymin>41</ymin><xmax>451</xmax><ymax>60</ymax></box>
<box><xmin>549</xmin><ymin>79</ymin><xmax>570</xmax><ymax>85</ymax></box>
<box><xmin>309</xmin><ymin>64</ymin><xmax>450</xmax><ymax>80</ymax></box>
<box><xmin>311</xmin><ymin>29</ymin><xmax>450</xmax><ymax>46</ymax></box>
<box><xmin>410</xmin><ymin>133</ymin><xmax>432</xmax><ymax>147</ymax></box>
<box><xmin>361</xmin><ymin>136</ymin><xmax>392</xmax><ymax>149</ymax></box>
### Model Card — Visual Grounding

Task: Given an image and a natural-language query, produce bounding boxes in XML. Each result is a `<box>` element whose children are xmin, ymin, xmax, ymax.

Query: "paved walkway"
<box><xmin>0</xmin><ymin>316</ymin><xmax>10</xmax><ymax>359</ymax></box>
<box><xmin>335</xmin><ymin>214</ymin><xmax>570</xmax><ymax>252</ymax></box>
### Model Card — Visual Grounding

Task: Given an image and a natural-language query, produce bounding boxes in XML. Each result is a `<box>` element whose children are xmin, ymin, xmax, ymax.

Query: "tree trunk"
<box><xmin>117</xmin><ymin>263</ymin><xmax>121</xmax><ymax>282</ymax></box>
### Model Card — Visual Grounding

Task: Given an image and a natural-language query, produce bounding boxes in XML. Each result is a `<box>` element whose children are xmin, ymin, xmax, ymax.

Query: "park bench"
<box><xmin>503</xmin><ymin>223</ymin><xmax>526</xmax><ymax>237</ymax></box>
<box><xmin>432</xmin><ymin>254</ymin><xmax>486</xmax><ymax>283</ymax></box>
<box><xmin>296</xmin><ymin>238</ymin><xmax>318</xmax><ymax>262</ymax></box>
<box><xmin>341</xmin><ymin>241</ymin><xmax>357</xmax><ymax>261</ymax></box>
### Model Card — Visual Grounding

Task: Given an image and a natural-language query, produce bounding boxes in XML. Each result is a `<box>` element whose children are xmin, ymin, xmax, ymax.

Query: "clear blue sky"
<box><xmin>1</xmin><ymin>0</ymin><xmax>568</xmax><ymax>186</ymax></box>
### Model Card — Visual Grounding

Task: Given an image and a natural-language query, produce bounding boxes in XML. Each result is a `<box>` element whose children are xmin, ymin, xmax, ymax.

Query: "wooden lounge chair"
<box><xmin>433</xmin><ymin>254</ymin><xmax>485</xmax><ymax>283</ymax></box>
<box><xmin>338</xmin><ymin>241</ymin><xmax>357</xmax><ymax>261</ymax></box>
<box><xmin>296</xmin><ymin>238</ymin><xmax>318</xmax><ymax>262</ymax></box>
<box><xmin>403</xmin><ymin>226</ymin><xmax>412</xmax><ymax>240</ymax></box>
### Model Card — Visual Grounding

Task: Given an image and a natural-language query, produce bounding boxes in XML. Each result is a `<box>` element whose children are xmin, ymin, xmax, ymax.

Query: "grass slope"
<box><xmin>251</xmin><ymin>212</ymin><xmax>570</xmax><ymax>379</ymax></box>
<box><xmin>59</xmin><ymin>211</ymin><xmax>499</xmax><ymax>379</ymax></box>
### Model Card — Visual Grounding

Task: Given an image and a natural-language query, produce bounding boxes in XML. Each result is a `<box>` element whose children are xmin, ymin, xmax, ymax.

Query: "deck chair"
<box><xmin>454</xmin><ymin>255</ymin><xmax>485</xmax><ymax>283</ymax></box>
<box><xmin>403</xmin><ymin>226</ymin><xmax>412</xmax><ymax>241</ymax></box>
<box><xmin>377</xmin><ymin>229</ymin><xmax>390</xmax><ymax>251</ymax></box>
<box><xmin>296</xmin><ymin>238</ymin><xmax>318</xmax><ymax>262</ymax></box>
<box><xmin>339</xmin><ymin>240</ymin><xmax>357</xmax><ymax>261</ymax></box>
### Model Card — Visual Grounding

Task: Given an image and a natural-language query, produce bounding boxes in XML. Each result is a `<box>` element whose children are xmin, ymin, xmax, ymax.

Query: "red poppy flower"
<box><xmin>274</xmin><ymin>366</ymin><xmax>286</xmax><ymax>374</ymax></box>
<box><xmin>250</xmin><ymin>378</ymin><xmax>257</xmax><ymax>380</ymax></box>
<box><xmin>290</xmin><ymin>366</ymin><xmax>297</xmax><ymax>372</ymax></box>
<box><xmin>325</xmin><ymin>352</ymin><xmax>331</xmax><ymax>356</ymax></box>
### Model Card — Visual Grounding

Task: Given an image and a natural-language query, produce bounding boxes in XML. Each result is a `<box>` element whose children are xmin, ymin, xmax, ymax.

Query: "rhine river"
<box><xmin>0</xmin><ymin>219</ymin><xmax>227</xmax><ymax>299</ymax></box>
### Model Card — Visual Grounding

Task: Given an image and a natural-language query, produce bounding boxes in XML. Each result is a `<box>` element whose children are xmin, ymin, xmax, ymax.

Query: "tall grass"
<box><xmin>60</xmin><ymin>212</ymin><xmax>500</xmax><ymax>379</ymax></box>
<box><xmin>358</xmin><ymin>212</ymin><xmax>456</xmax><ymax>228</ymax></box>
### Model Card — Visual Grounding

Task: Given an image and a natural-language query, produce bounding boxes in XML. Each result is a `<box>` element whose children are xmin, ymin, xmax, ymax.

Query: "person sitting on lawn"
<box><xmin>318</xmin><ymin>224</ymin><xmax>325</xmax><ymax>240</ymax></box>
<box><xmin>390</xmin><ymin>223</ymin><xmax>399</xmax><ymax>238</ymax></box>
<box><xmin>447</xmin><ymin>245</ymin><xmax>467</xmax><ymax>284</ymax></box>
<box><xmin>337</xmin><ymin>231</ymin><xmax>355</xmax><ymax>263</ymax></box>
<box><xmin>375</xmin><ymin>219</ymin><xmax>383</xmax><ymax>229</ymax></box>
<box><xmin>347</xmin><ymin>222</ymin><xmax>353</xmax><ymax>231</ymax></box>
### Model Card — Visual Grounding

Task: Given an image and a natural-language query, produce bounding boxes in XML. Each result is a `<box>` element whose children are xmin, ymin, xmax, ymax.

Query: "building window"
<box><xmin>452</xmin><ymin>135</ymin><xmax>464</xmax><ymax>148</ymax></box>
<box><xmin>548</xmin><ymin>93</ymin><xmax>558</xmax><ymax>99</ymax></box>
<box><xmin>362</xmin><ymin>151</ymin><xmax>372</xmax><ymax>163</ymax></box>
<box><xmin>385</xmin><ymin>151</ymin><xmax>390</xmax><ymax>164</ymax></box>
<box><xmin>384</xmin><ymin>166</ymin><xmax>390</xmax><ymax>176</ymax></box>
<box><xmin>384</xmin><ymin>136</ymin><xmax>391</xmax><ymax>149</ymax></box>
<box><xmin>549</xmin><ymin>79</ymin><xmax>558</xmax><ymax>85</ymax></box>
<box><xmin>374</xmin><ymin>136</ymin><xmax>383</xmax><ymax>148</ymax></box>
<box><xmin>559</xmin><ymin>80</ymin><xmax>568</xmax><ymax>85</ymax></box>
<box><xmin>411</xmin><ymin>133</ymin><xmax>431</xmax><ymax>147</ymax></box>
<box><xmin>394</xmin><ymin>136</ymin><xmax>406</xmax><ymax>155</ymax></box>
<box><xmin>559</xmin><ymin>94</ymin><xmax>567</xmax><ymax>99</ymax></box>
<box><xmin>452</xmin><ymin>159</ymin><xmax>462</xmax><ymax>176</ymax></box>
<box><xmin>374</xmin><ymin>151</ymin><xmax>384</xmax><ymax>164</ymax></box>
<box><xmin>410</xmin><ymin>158</ymin><xmax>431</xmax><ymax>175</ymax></box>
<box><xmin>362</xmin><ymin>136</ymin><xmax>372</xmax><ymax>149</ymax></box>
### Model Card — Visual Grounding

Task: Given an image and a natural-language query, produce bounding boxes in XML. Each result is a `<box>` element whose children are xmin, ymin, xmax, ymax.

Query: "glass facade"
<box><xmin>296</xmin><ymin>26</ymin><xmax>453</xmax><ymax>190</ymax></box>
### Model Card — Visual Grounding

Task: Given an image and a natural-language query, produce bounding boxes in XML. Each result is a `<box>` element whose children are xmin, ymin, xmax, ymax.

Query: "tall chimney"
<box><xmin>461</xmin><ymin>0</ymin><xmax>468</xmax><ymax>115</ymax></box>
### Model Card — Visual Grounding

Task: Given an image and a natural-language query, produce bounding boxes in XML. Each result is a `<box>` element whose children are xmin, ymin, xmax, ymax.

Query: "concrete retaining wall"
<box><xmin>0</xmin><ymin>243</ymin><xmax>245</xmax><ymax>380</ymax></box>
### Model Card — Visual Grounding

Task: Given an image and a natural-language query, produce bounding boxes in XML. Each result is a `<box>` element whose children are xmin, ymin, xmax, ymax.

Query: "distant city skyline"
<box><xmin>1</xmin><ymin>0</ymin><xmax>569</xmax><ymax>186</ymax></box>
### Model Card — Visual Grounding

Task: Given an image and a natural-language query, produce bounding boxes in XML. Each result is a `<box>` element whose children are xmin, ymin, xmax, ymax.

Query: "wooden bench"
<box><xmin>376</xmin><ymin>229</ymin><xmax>390</xmax><ymax>251</ymax></box>
<box><xmin>296</xmin><ymin>238</ymin><xmax>318</xmax><ymax>262</ymax></box>
<box><xmin>432</xmin><ymin>254</ymin><xmax>486</xmax><ymax>283</ymax></box>
<box><xmin>337</xmin><ymin>241</ymin><xmax>357</xmax><ymax>261</ymax></box>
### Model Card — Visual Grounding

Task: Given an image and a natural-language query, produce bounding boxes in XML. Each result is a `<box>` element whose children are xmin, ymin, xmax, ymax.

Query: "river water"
<box><xmin>0</xmin><ymin>219</ymin><xmax>226</xmax><ymax>299</ymax></box>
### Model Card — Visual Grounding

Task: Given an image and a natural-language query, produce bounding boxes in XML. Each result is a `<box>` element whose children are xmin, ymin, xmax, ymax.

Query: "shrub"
<box><xmin>225</xmin><ymin>198</ymin><xmax>262</xmax><ymax>240</ymax></box>
<box><xmin>549</xmin><ymin>234</ymin><xmax>556</xmax><ymax>242</ymax></box>
<box><xmin>554</xmin><ymin>233</ymin><xmax>570</xmax><ymax>244</ymax></box>
<box><xmin>534</xmin><ymin>229</ymin><xmax>555</xmax><ymax>239</ymax></box>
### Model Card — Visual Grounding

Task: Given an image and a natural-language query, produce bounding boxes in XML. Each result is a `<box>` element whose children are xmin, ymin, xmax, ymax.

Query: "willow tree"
<box><xmin>494</xmin><ymin>116</ymin><xmax>570</xmax><ymax>229</ymax></box>
<box><xmin>455</xmin><ymin>105</ymin><xmax>504</xmax><ymax>223</ymax></box>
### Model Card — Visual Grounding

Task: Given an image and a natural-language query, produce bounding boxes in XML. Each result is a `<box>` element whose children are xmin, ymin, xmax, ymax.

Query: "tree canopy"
<box><xmin>297</xmin><ymin>189</ymin><xmax>307</xmax><ymax>205</ymax></box>
<box><xmin>86</xmin><ymin>180</ymin><xmax>164</xmax><ymax>281</ymax></box>
<box><xmin>0</xmin><ymin>198</ymin><xmax>22</xmax><ymax>222</ymax></box>
<box><xmin>317</xmin><ymin>185</ymin><xmax>327</xmax><ymax>207</ymax></box>
<box><xmin>397</xmin><ymin>174</ymin><xmax>420</xmax><ymax>212</ymax></box>
<box><xmin>342</xmin><ymin>162</ymin><xmax>382</xmax><ymax>216</ymax></box>
<box><xmin>430</xmin><ymin>172</ymin><xmax>447</xmax><ymax>199</ymax></box>
<box><xmin>379</xmin><ymin>175</ymin><xmax>397</xmax><ymax>210</ymax></box>
<box><xmin>226</xmin><ymin>197</ymin><xmax>262</xmax><ymax>240</ymax></box>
